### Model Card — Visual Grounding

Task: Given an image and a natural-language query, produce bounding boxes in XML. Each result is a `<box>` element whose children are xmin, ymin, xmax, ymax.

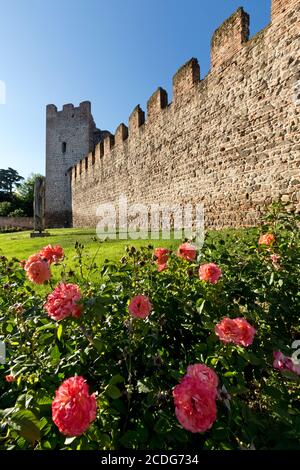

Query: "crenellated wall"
<box><xmin>65</xmin><ymin>0</ymin><xmax>300</xmax><ymax>229</ymax></box>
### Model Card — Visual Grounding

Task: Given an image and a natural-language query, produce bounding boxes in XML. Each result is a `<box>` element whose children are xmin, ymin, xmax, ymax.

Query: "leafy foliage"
<box><xmin>0</xmin><ymin>170</ymin><xmax>42</xmax><ymax>217</ymax></box>
<box><xmin>0</xmin><ymin>168</ymin><xmax>24</xmax><ymax>197</ymax></box>
<box><xmin>0</xmin><ymin>202</ymin><xmax>13</xmax><ymax>216</ymax></box>
<box><xmin>0</xmin><ymin>204</ymin><xmax>299</xmax><ymax>450</ymax></box>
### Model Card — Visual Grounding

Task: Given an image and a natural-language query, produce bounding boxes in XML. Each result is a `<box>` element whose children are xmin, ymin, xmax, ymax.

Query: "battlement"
<box><xmin>211</xmin><ymin>8</ymin><xmax>250</xmax><ymax>70</ymax></box>
<box><xmin>129</xmin><ymin>105</ymin><xmax>145</xmax><ymax>133</ymax></box>
<box><xmin>46</xmin><ymin>101</ymin><xmax>92</xmax><ymax>118</ymax></box>
<box><xmin>48</xmin><ymin>0</ymin><xmax>300</xmax><ymax>229</ymax></box>
<box><xmin>115</xmin><ymin>123</ymin><xmax>128</xmax><ymax>144</ymax></box>
<box><xmin>173</xmin><ymin>58</ymin><xmax>200</xmax><ymax>103</ymax></box>
<box><xmin>147</xmin><ymin>88</ymin><xmax>168</xmax><ymax>120</ymax></box>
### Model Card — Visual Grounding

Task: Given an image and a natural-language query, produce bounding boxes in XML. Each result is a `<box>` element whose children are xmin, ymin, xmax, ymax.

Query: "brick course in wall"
<box><xmin>45</xmin><ymin>0</ymin><xmax>300</xmax><ymax>230</ymax></box>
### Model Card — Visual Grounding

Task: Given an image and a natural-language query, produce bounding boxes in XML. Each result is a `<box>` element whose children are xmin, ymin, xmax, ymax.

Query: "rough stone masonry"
<box><xmin>45</xmin><ymin>0</ymin><xmax>300</xmax><ymax>229</ymax></box>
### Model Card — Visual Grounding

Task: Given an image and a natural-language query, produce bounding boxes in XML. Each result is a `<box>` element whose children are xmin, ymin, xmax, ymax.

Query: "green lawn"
<box><xmin>0</xmin><ymin>227</ymin><xmax>179</xmax><ymax>265</ymax></box>
<box><xmin>0</xmin><ymin>225</ymin><xmax>257</xmax><ymax>295</ymax></box>
<box><xmin>0</xmin><ymin>227</ymin><xmax>257</xmax><ymax>263</ymax></box>
<box><xmin>0</xmin><ymin>228</ymin><xmax>178</xmax><ymax>294</ymax></box>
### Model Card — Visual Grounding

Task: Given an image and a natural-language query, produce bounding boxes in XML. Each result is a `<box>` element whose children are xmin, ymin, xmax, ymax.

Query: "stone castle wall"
<box><xmin>61</xmin><ymin>0</ymin><xmax>299</xmax><ymax>229</ymax></box>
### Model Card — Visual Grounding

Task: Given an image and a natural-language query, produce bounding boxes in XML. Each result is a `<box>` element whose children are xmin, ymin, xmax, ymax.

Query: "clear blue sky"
<box><xmin>0</xmin><ymin>0</ymin><xmax>271</xmax><ymax>179</ymax></box>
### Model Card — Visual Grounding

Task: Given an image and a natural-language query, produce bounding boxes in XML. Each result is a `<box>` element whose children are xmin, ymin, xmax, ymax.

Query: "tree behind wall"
<box><xmin>0</xmin><ymin>170</ymin><xmax>43</xmax><ymax>217</ymax></box>
<box><xmin>0</xmin><ymin>168</ymin><xmax>24</xmax><ymax>200</ymax></box>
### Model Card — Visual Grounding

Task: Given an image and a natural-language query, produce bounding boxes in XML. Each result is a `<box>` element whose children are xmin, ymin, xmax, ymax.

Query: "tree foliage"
<box><xmin>0</xmin><ymin>170</ymin><xmax>43</xmax><ymax>217</ymax></box>
<box><xmin>0</xmin><ymin>168</ymin><xmax>24</xmax><ymax>197</ymax></box>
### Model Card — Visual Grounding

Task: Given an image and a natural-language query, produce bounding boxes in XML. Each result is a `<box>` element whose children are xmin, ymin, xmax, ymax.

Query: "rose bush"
<box><xmin>0</xmin><ymin>203</ymin><xmax>299</xmax><ymax>450</ymax></box>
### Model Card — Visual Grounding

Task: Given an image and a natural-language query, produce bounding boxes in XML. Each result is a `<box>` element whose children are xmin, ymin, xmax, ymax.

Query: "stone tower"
<box><xmin>45</xmin><ymin>101</ymin><xmax>103</xmax><ymax>227</ymax></box>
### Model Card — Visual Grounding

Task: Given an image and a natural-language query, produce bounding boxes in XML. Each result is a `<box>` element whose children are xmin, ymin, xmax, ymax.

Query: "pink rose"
<box><xmin>154</xmin><ymin>248</ymin><xmax>170</xmax><ymax>272</ymax></box>
<box><xmin>128</xmin><ymin>295</ymin><xmax>152</xmax><ymax>319</ymax></box>
<box><xmin>173</xmin><ymin>375</ymin><xmax>217</xmax><ymax>433</ymax></box>
<box><xmin>52</xmin><ymin>376</ymin><xmax>97</xmax><ymax>436</ymax></box>
<box><xmin>5</xmin><ymin>375</ymin><xmax>16</xmax><ymax>383</ymax></box>
<box><xmin>215</xmin><ymin>317</ymin><xmax>256</xmax><ymax>347</ymax></box>
<box><xmin>24</xmin><ymin>253</ymin><xmax>42</xmax><ymax>269</ymax></box>
<box><xmin>186</xmin><ymin>364</ymin><xmax>219</xmax><ymax>394</ymax></box>
<box><xmin>273</xmin><ymin>351</ymin><xmax>300</xmax><ymax>376</ymax></box>
<box><xmin>45</xmin><ymin>283</ymin><xmax>82</xmax><ymax>321</ymax></box>
<box><xmin>154</xmin><ymin>248</ymin><xmax>169</xmax><ymax>264</ymax></box>
<box><xmin>177</xmin><ymin>243</ymin><xmax>197</xmax><ymax>262</ymax></box>
<box><xmin>157</xmin><ymin>263</ymin><xmax>167</xmax><ymax>272</ymax></box>
<box><xmin>24</xmin><ymin>254</ymin><xmax>51</xmax><ymax>285</ymax></box>
<box><xmin>199</xmin><ymin>263</ymin><xmax>222</xmax><ymax>284</ymax></box>
<box><xmin>258</xmin><ymin>233</ymin><xmax>275</xmax><ymax>246</ymax></box>
<box><xmin>39</xmin><ymin>244</ymin><xmax>64</xmax><ymax>264</ymax></box>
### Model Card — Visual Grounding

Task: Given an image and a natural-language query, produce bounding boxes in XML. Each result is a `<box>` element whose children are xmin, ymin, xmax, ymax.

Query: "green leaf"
<box><xmin>37</xmin><ymin>395</ymin><xmax>53</xmax><ymax>406</ymax></box>
<box><xmin>111</xmin><ymin>398</ymin><xmax>128</xmax><ymax>415</ymax></box>
<box><xmin>224</xmin><ymin>371</ymin><xmax>238</xmax><ymax>377</ymax></box>
<box><xmin>264</xmin><ymin>386</ymin><xmax>282</xmax><ymax>400</ymax></box>
<box><xmin>119</xmin><ymin>430</ymin><xmax>138</xmax><ymax>448</ymax></box>
<box><xmin>92</xmin><ymin>338</ymin><xmax>104</xmax><ymax>353</ymax></box>
<box><xmin>105</xmin><ymin>384</ymin><xmax>122</xmax><ymax>399</ymax></box>
<box><xmin>11</xmin><ymin>409</ymin><xmax>40</xmax><ymax>443</ymax></box>
<box><xmin>50</xmin><ymin>345</ymin><xmax>61</xmax><ymax>366</ymax></box>
<box><xmin>172</xmin><ymin>427</ymin><xmax>189</xmax><ymax>443</ymax></box>
<box><xmin>154</xmin><ymin>416</ymin><xmax>172</xmax><ymax>434</ymax></box>
<box><xmin>135</xmin><ymin>424</ymin><xmax>148</xmax><ymax>443</ymax></box>
<box><xmin>210</xmin><ymin>357</ymin><xmax>219</xmax><ymax>366</ymax></box>
<box><xmin>36</xmin><ymin>323</ymin><xmax>57</xmax><ymax>332</ymax></box>
<box><xmin>42</xmin><ymin>440</ymin><xmax>52</xmax><ymax>449</ymax></box>
<box><xmin>57</xmin><ymin>324</ymin><xmax>63</xmax><ymax>341</ymax></box>
<box><xmin>109</xmin><ymin>374</ymin><xmax>125</xmax><ymax>385</ymax></box>
<box><xmin>196</xmin><ymin>299</ymin><xmax>206</xmax><ymax>314</ymax></box>
<box><xmin>242</xmin><ymin>351</ymin><xmax>263</xmax><ymax>366</ymax></box>
<box><xmin>281</xmin><ymin>370</ymin><xmax>300</xmax><ymax>383</ymax></box>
